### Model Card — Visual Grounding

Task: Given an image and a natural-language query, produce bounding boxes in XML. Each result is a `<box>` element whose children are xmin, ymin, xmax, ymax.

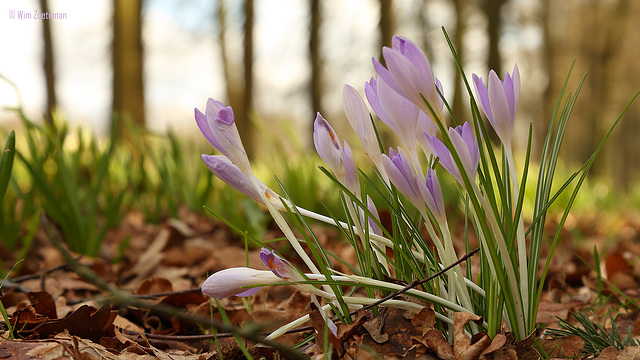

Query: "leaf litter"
<box><xmin>2</xmin><ymin>208</ymin><xmax>640</xmax><ymax>359</ymax></box>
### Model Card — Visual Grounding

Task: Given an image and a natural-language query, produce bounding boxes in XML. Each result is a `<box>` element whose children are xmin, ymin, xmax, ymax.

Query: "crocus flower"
<box><xmin>424</xmin><ymin>122</ymin><xmax>479</xmax><ymax>186</ymax></box>
<box><xmin>472</xmin><ymin>65</ymin><xmax>520</xmax><ymax>145</ymax></box>
<box><xmin>201</xmin><ymin>267</ymin><xmax>283</xmax><ymax>298</ymax></box>
<box><xmin>366</xmin><ymin>77</ymin><xmax>432</xmax><ymax>154</ymax></box>
<box><xmin>362</xmin><ymin>195</ymin><xmax>382</xmax><ymax>236</ymax></box>
<box><xmin>313</xmin><ymin>113</ymin><xmax>360</xmax><ymax>194</ymax></box>
<box><xmin>373</xmin><ymin>36</ymin><xmax>444</xmax><ymax>120</ymax></box>
<box><xmin>418</xmin><ymin>168</ymin><xmax>446</xmax><ymax>224</ymax></box>
<box><xmin>195</xmin><ymin>98</ymin><xmax>251</xmax><ymax>174</ymax></box>
<box><xmin>343</xmin><ymin>84</ymin><xmax>383</xmax><ymax>166</ymax></box>
<box><xmin>382</xmin><ymin>148</ymin><xmax>424</xmax><ymax>210</ymax></box>
<box><xmin>416</xmin><ymin>108</ymin><xmax>438</xmax><ymax>156</ymax></box>
<box><xmin>259</xmin><ymin>247</ymin><xmax>303</xmax><ymax>282</ymax></box>
<box><xmin>313</xmin><ymin>113</ymin><xmax>344</xmax><ymax>179</ymax></box>
<box><xmin>342</xmin><ymin>142</ymin><xmax>360</xmax><ymax>196</ymax></box>
<box><xmin>201</xmin><ymin>154</ymin><xmax>284</xmax><ymax>210</ymax></box>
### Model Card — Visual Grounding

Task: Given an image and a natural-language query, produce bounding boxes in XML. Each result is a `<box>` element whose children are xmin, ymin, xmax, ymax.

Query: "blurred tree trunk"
<box><xmin>378</xmin><ymin>0</ymin><xmax>393</xmax><ymax>65</ymax></box>
<box><xmin>40</xmin><ymin>0</ymin><xmax>57</xmax><ymax>125</ymax></box>
<box><xmin>242</xmin><ymin>0</ymin><xmax>254</xmax><ymax>156</ymax></box>
<box><xmin>216</xmin><ymin>0</ymin><xmax>249</xmax><ymax>156</ymax></box>
<box><xmin>484</xmin><ymin>0</ymin><xmax>505</xmax><ymax>75</ymax></box>
<box><xmin>309</xmin><ymin>0</ymin><xmax>323</xmax><ymax>119</ymax></box>
<box><xmin>112</xmin><ymin>0</ymin><xmax>145</xmax><ymax>134</ymax></box>
<box><xmin>482</xmin><ymin>0</ymin><xmax>506</xmax><ymax>142</ymax></box>
<box><xmin>451</xmin><ymin>0</ymin><xmax>467</xmax><ymax>125</ymax></box>
<box><xmin>538</xmin><ymin>0</ymin><xmax>553</xmax><ymax>152</ymax></box>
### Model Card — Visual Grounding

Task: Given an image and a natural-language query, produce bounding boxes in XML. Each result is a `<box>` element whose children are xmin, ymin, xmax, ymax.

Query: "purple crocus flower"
<box><xmin>418</xmin><ymin>168</ymin><xmax>446</xmax><ymax>224</ymax></box>
<box><xmin>424</xmin><ymin>122</ymin><xmax>479</xmax><ymax>186</ymax></box>
<box><xmin>195</xmin><ymin>98</ymin><xmax>251</xmax><ymax>173</ymax></box>
<box><xmin>342</xmin><ymin>84</ymin><xmax>382</xmax><ymax>165</ymax></box>
<box><xmin>472</xmin><ymin>65</ymin><xmax>520</xmax><ymax>145</ymax></box>
<box><xmin>201</xmin><ymin>154</ymin><xmax>284</xmax><ymax>210</ymax></box>
<box><xmin>201</xmin><ymin>267</ymin><xmax>282</xmax><ymax>298</ymax></box>
<box><xmin>342</xmin><ymin>141</ymin><xmax>360</xmax><ymax>195</ymax></box>
<box><xmin>259</xmin><ymin>247</ymin><xmax>303</xmax><ymax>282</ymax></box>
<box><xmin>382</xmin><ymin>147</ymin><xmax>424</xmax><ymax>210</ymax></box>
<box><xmin>365</xmin><ymin>76</ymin><xmax>431</xmax><ymax>153</ymax></box>
<box><xmin>362</xmin><ymin>195</ymin><xmax>382</xmax><ymax>236</ymax></box>
<box><xmin>313</xmin><ymin>113</ymin><xmax>344</xmax><ymax>179</ymax></box>
<box><xmin>313</xmin><ymin>113</ymin><xmax>360</xmax><ymax>194</ymax></box>
<box><xmin>201</xmin><ymin>248</ymin><xmax>301</xmax><ymax>298</ymax></box>
<box><xmin>373</xmin><ymin>36</ymin><xmax>444</xmax><ymax>120</ymax></box>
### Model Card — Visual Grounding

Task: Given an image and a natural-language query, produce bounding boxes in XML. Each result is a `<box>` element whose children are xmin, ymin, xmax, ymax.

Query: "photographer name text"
<box><xmin>9</xmin><ymin>10</ymin><xmax>67</xmax><ymax>20</ymax></box>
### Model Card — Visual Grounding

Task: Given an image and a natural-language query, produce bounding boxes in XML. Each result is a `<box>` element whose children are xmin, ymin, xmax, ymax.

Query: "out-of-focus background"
<box><xmin>1</xmin><ymin>0</ymin><xmax>639</xmax><ymax>189</ymax></box>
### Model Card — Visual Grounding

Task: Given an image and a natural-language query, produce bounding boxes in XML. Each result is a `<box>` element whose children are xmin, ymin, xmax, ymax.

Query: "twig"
<box><xmin>123</xmin><ymin>247</ymin><xmax>480</xmax><ymax>340</ymax></box>
<box><xmin>66</xmin><ymin>288</ymin><xmax>203</xmax><ymax>305</ymax></box>
<box><xmin>41</xmin><ymin>215</ymin><xmax>310</xmax><ymax>360</ymax></box>
<box><xmin>357</xmin><ymin>247</ymin><xmax>479</xmax><ymax>313</ymax></box>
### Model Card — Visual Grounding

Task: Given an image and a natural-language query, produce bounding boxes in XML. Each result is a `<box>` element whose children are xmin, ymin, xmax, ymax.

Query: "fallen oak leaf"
<box><xmin>454</xmin><ymin>312</ymin><xmax>491</xmax><ymax>360</ymax></box>
<box><xmin>423</xmin><ymin>328</ymin><xmax>454</xmax><ymax>360</ymax></box>
<box><xmin>36</xmin><ymin>304</ymin><xmax>117</xmax><ymax>343</ymax></box>
<box><xmin>481</xmin><ymin>333</ymin><xmax>507</xmax><ymax>357</ymax></box>
<box><xmin>26</xmin><ymin>291</ymin><xmax>57</xmax><ymax>319</ymax></box>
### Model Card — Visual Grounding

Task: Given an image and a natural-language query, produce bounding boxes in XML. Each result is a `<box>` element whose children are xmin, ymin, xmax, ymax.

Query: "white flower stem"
<box><xmin>470</xmin><ymin>181</ymin><xmax>525</xmax><ymax>337</ymax></box>
<box><xmin>505</xmin><ymin>142</ymin><xmax>529</xmax><ymax>327</ymax></box>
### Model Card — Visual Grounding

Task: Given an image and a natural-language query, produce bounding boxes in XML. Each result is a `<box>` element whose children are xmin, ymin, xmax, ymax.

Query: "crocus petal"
<box><xmin>376</xmin><ymin>36</ymin><xmax>443</xmax><ymax>120</ymax></box>
<box><xmin>201</xmin><ymin>154</ymin><xmax>284</xmax><ymax>210</ymax></box>
<box><xmin>426</xmin><ymin>122</ymin><xmax>479</xmax><ymax>186</ymax></box>
<box><xmin>472</xmin><ymin>65</ymin><xmax>520</xmax><ymax>145</ymax></box>
<box><xmin>195</xmin><ymin>98</ymin><xmax>251</xmax><ymax>174</ymax></box>
<box><xmin>313</xmin><ymin>113</ymin><xmax>345</xmax><ymax>179</ymax></box>
<box><xmin>416</xmin><ymin>111</ymin><xmax>438</xmax><ymax>156</ymax></box>
<box><xmin>382</xmin><ymin>148</ymin><xmax>423</xmax><ymax>209</ymax></box>
<box><xmin>260</xmin><ymin>248</ymin><xmax>301</xmax><ymax>281</ymax></box>
<box><xmin>423</xmin><ymin>132</ymin><xmax>461</xmax><ymax>184</ymax></box>
<box><xmin>342</xmin><ymin>141</ymin><xmax>360</xmax><ymax>195</ymax></box>
<box><xmin>201</xmin><ymin>267</ymin><xmax>282</xmax><ymax>298</ymax></box>
<box><xmin>365</xmin><ymin>195</ymin><xmax>382</xmax><ymax>236</ymax></box>
<box><xmin>418</xmin><ymin>168</ymin><xmax>446</xmax><ymax>224</ymax></box>
<box><xmin>343</xmin><ymin>84</ymin><xmax>381</xmax><ymax>163</ymax></box>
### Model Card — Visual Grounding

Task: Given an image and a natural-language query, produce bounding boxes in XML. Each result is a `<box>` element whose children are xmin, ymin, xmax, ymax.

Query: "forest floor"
<box><xmin>2</xmin><ymin>207</ymin><xmax>640</xmax><ymax>359</ymax></box>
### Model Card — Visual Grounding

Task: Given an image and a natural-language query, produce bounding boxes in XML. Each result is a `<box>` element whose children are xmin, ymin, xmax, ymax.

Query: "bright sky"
<box><xmin>0</xmin><ymin>0</ymin><xmax>380</xmax><ymax>136</ymax></box>
<box><xmin>0</xmin><ymin>0</ymin><xmax>537</xmax><ymax>140</ymax></box>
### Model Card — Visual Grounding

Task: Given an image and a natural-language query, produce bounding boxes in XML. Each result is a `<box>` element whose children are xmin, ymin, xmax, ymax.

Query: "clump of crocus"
<box><xmin>193</xmin><ymin>31</ymin><xmax>605</xmax><ymax>344</ymax></box>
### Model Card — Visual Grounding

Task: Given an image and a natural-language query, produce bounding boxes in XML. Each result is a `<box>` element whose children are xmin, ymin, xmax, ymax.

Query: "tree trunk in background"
<box><xmin>309</xmin><ymin>0</ymin><xmax>323</xmax><ymax>120</ymax></box>
<box><xmin>538</xmin><ymin>0</ymin><xmax>553</xmax><ymax>153</ymax></box>
<box><xmin>482</xmin><ymin>0</ymin><xmax>505</xmax><ymax>142</ymax></box>
<box><xmin>112</xmin><ymin>0</ymin><xmax>145</xmax><ymax>134</ymax></box>
<box><xmin>40</xmin><ymin>0</ymin><xmax>56</xmax><ymax>125</ymax></box>
<box><xmin>484</xmin><ymin>0</ymin><xmax>505</xmax><ymax>75</ymax></box>
<box><xmin>242</xmin><ymin>0</ymin><xmax>254</xmax><ymax>157</ymax></box>
<box><xmin>216</xmin><ymin>0</ymin><xmax>246</xmax><ymax>155</ymax></box>
<box><xmin>378</xmin><ymin>0</ymin><xmax>393</xmax><ymax>65</ymax></box>
<box><xmin>451</xmin><ymin>0</ymin><xmax>467</xmax><ymax>126</ymax></box>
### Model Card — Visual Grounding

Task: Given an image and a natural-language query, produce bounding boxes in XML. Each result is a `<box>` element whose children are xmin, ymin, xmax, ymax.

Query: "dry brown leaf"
<box><xmin>596</xmin><ymin>346</ymin><xmax>620</xmax><ymax>360</ymax></box>
<box><xmin>481</xmin><ymin>333</ymin><xmax>507</xmax><ymax>357</ymax></box>
<box><xmin>423</xmin><ymin>328</ymin><xmax>454</xmax><ymax>360</ymax></box>
<box><xmin>618</xmin><ymin>345</ymin><xmax>640</xmax><ymax>360</ymax></box>
<box><xmin>126</xmin><ymin>228</ymin><xmax>170</xmax><ymax>283</ymax></box>
<box><xmin>536</xmin><ymin>300</ymin><xmax>584</xmax><ymax>324</ymax></box>
<box><xmin>453</xmin><ymin>312</ymin><xmax>491</xmax><ymax>360</ymax></box>
<box><xmin>135</xmin><ymin>277</ymin><xmax>173</xmax><ymax>295</ymax></box>
<box><xmin>27</xmin><ymin>291</ymin><xmax>57</xmax><ymax>319</ymax></box>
